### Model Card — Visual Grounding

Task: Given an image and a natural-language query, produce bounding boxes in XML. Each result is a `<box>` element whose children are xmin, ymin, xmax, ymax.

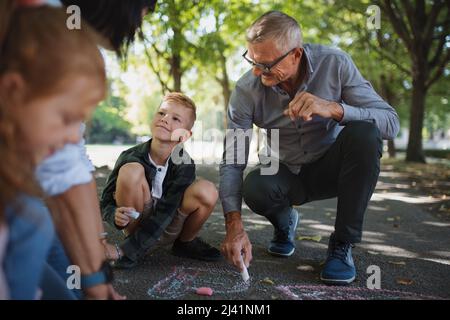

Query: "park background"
<box><xmin>85</xmin><ymin>0</ymin><xmax>449</xmax><ymax>299</ymax></box>
<box><xmin>85</xmin><ymin>0</ymin><xmax>449</xmax><ymax>159</ymax></box>
<box><xmin>87</xmin><ymin>0</ymin><xmax>449</xmax><ymax>217</ymax></box>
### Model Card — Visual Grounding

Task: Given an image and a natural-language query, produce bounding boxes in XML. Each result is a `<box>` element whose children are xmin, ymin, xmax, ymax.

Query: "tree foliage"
<box><xmin>90</xmin><ymin>0</ymin><xmax>449</xmax><ymax>164</ymax></box>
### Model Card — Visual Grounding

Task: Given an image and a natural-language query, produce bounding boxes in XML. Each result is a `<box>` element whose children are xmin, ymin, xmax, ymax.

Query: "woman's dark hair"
<box><xmin>60</xmin><ymin>0</ymin><xmax>157</xmax><ymax>57</ymax></box>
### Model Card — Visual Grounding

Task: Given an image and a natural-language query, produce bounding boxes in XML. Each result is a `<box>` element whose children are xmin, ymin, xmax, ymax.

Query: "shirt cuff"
<box><xmin>221</xmin><ymin>196</ymin><xmax>242</xmax><ymax>215</ymax></box>
<box><xmin>339</xmin><ymin>103</ymin><xmax>362</xmax><ymax>124</ymax></box>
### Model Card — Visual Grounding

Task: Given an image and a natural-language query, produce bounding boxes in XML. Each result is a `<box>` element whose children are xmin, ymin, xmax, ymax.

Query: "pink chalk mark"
<box><xmin>196</xmin><ymin>287</ymin><xmax>213</xmax><ymax>296</ymax></box>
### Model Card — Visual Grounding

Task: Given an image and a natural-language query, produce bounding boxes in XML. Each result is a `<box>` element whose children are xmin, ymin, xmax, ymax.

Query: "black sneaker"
<box><xmin>172</xmin><ymin>237</ymin><xmax>223</xmax><ymax>262</ymax></box>
<box><xmin>268</xmin><ymin>208</ymin><xmax>299</xmax><ymax>257</ymax></box>
<box><xmin>112</xmin><ymin>255</ymin><xmax>139</xmax><ymax>270</ymax></box>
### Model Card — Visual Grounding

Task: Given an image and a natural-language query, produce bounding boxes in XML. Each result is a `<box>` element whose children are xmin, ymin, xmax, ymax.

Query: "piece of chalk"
<box><xmin>240</xmin><ymin>256</ymin><xmax>250</xmax><ymax>282</ymax></box>
<box><xmin>126</xmin><ymin>210</ymin><xmax>140</xmax><ymax>220</ymax></box>
<box><xmin>195</xmin><ymin>287</ymin><xmax>213</xmax><ymax>296</ymax></box>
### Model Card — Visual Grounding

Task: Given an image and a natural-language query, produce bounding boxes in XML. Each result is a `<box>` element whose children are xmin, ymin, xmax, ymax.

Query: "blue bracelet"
<box><xmin>80</xmin><ymin>262</ymin><xmax>113</xmax><ymax>289</ymax></box>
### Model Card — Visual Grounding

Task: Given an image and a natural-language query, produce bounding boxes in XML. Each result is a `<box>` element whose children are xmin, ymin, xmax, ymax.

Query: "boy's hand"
<box><xmin>114</xmin><ymin>207</ymin><xmax>135</xmax><ymax>227</ymax></box>
<box><xmin>171</xmin><ymin>128</ymin><xmax>192</xmax><ymax>143</ymax></box>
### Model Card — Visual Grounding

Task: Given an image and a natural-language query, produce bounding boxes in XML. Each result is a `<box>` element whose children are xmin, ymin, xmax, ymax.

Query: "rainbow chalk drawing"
<box><xmin>275</xmin><ymin>285</ymin><xmax>445</xmax><ymax>300</ymax></box>
<box><xmin>147</xmin><ymin>266</ymin><xmax>250</xmax><ymax>299</ymax></box>
<box><xmin>146</xmin><ymin>266</ymin><xmax>445</xmax><ymax>300</ymax></box>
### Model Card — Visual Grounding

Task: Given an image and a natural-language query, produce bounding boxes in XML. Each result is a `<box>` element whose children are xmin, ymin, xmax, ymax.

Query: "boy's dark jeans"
<box><xmin>242</xmin><ymin>121</ymin><xmax>383</xmax><ymax>244</ymax></box>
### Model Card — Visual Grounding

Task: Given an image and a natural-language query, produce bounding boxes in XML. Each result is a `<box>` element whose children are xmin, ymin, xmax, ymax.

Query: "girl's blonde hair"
<box><xmin>0</xmin><ymin>0</ymin><xmax>106</xmax><ymax>219</ymax></box>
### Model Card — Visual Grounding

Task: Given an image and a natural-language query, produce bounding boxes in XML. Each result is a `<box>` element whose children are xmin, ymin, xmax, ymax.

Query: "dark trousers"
<box><xmin>242</xmin><ymin>121</ymin><xmax>383</xmax><ymax>243</ymax></box>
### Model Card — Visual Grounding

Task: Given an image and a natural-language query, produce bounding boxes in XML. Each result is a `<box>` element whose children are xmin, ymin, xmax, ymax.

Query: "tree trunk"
<box><xmin>219</xmin><ymin>53</ymin><xmax>230</xmax><ymax>130</ymax></box>
<box><xmin>406</xmin><ymin>70</ymin><xmax>427</xmax><ymax>163</ymax></box>
<box><xmin>379</xmin><ymin>74</ymin><xmax>397</xmax><ymax>158</ymax></box>
<box><xmin>170</xmin><ymin>14</ymin><xmax>183</xmax><ymax>92</ymax></box>
<box><xmin>387</xmin><ymin>139</ymin><xmax>396</xmax><ymax>158</ymax></box>
<box><xmin>171</xmin><ymin>54</ymin><xmax>182</xmax><ymax>92</ymax></box>
<box><xmin>377</xmin><ymin>0</ymin><xmax>449</xmax><ymax>163</ymax></box>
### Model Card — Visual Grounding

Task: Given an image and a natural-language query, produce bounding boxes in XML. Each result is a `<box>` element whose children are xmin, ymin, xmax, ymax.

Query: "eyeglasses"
<box><xmin>242</xmin><ymin>48</ymin><xmax>296</xmax><ymax>73</ymax></box>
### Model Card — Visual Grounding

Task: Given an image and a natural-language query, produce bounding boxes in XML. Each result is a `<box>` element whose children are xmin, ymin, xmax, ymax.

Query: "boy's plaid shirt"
<box><xmin>100</xmin><ymin>139</ymin><xmax>195</xmax><ymax>261</ymax></box>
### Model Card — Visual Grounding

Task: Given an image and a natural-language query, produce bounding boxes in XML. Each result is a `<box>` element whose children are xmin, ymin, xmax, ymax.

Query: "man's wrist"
<box><xmin>329</xmin><ymin>101</ymin><xmax>344</xmax><ymax>122</ymax></box>
<box><xmin>225</xmin><ymin>211</ymin><xmax>243</xmax><ymax>231</ymax></box>
<box><xmin>225</xmin><ymin>211</ymin><xmax>242</xmax><ymax>223</ymax></box>
<box><xmin>330</xmin><ymin>102</ymin><xmax>344</xmax><ymax>122</ymax></box>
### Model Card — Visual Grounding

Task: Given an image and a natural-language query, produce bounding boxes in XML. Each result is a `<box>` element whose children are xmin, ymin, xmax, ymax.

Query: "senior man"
<box><xmin>219</xmin><ymin>11</ymin><xmax>399</xmax><ymax>285</ymax></box>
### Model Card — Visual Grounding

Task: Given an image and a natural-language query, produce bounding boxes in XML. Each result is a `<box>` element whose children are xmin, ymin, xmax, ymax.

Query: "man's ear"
<box><xmin>0</xmin><ymin>72</ymin><xmax>27</xmax><ymax>107</ymax></box>
<box><xmin>293</xmin><ymin>47</ymin><xmax>303</xmax><ymax>63</ymax></box>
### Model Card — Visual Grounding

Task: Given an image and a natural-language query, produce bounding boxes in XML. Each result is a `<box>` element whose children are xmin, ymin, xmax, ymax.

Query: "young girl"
<box><xmin>0</xmin><ymin>0</ymin><xmax>106</xmax><ymax>299</ymax></box>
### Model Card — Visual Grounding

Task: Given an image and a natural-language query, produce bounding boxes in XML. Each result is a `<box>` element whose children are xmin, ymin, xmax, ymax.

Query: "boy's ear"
<box><xmin>0</xmin><ymin>72</ymin><xmax>27</xmax><ymax>107</ymax></box>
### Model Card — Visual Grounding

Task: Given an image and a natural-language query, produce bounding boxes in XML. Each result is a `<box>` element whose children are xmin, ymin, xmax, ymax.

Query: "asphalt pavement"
<box><xmin>96</xmin><ymin>165</ymin><xmax>450</xmax><ymax>300</ymax></box>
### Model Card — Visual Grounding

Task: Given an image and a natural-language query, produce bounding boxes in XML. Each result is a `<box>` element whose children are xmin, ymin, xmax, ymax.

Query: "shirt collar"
<box><xmin>148</xmin><ymin>153</ymin><xmax>170</xmax><ymax>170</ymax></box>
<box><xmin>146</xmin><ymin>137</ymin><xmax>182</xmax><ymax>170</ymax></box>
<box><xmin>303</xmin><ymin>43</ymin><xmax>314</xmax><ymax>75</ymax></box>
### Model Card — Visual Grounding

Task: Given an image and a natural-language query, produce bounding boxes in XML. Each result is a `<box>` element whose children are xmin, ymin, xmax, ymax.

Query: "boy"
<box><xmin>101</xmin><ymin>92</ymin><xmax>222</xmax><ymax>269</ymax></box>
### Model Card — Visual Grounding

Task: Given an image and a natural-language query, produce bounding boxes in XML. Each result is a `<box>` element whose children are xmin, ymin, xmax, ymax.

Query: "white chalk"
<box><xmin>126</xmin><ymin>210</ymin><xmax>140</xmax><ymax>220</ymax></box>
<box><xmin>240</xmin><ymin>255</ymin><xmax>250</xmax><ymax>282</ymax></box>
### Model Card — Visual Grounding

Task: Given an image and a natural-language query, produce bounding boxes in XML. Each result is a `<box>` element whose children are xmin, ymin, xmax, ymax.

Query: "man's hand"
<box><xmin>114</xmin><ymin>207</ymin><xmax>135</xmax><ymax>227</ymax></box>
<box><xmin>283</xmin><ymin>91</ymin><xmax>344</xmax><ymax>122</ymax></box>
<box><xmin>221</xmin><ymin>211</ymin><xmax>252</xmax><ymax>271</ymax></box>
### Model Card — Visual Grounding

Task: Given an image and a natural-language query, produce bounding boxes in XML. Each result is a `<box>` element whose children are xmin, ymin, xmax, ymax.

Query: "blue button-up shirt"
<box><xmin>219</xmin><ymin>43</ymin><xmax>400</xmax><ymax>214</ymax></box>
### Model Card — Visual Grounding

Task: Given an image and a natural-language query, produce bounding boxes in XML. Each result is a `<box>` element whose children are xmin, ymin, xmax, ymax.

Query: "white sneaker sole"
<box><xmin>319</xmin><ymin>274</ymin><xmax>355</xmax><ymax>285</ymax></box>
<box><xmin>267</xmin><ymin>247</ymin><xmax>295</xmax><ymax>257</ymax></box>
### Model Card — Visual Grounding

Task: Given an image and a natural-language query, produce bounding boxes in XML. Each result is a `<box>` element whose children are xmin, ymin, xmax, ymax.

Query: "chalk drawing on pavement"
<box><xmin>147</xmin><ymin>266</ymin><xmax>444</xmax><ymax>300</ymax></box>
<box><xmin>276</xmin><ymin>285</ymin><xmax>444</xmax><ymax>300</ymax></box>
<box><xmin>147</xmin><ymin>266</ymin><xmax>250</xmax><ymax>299</ymax></box>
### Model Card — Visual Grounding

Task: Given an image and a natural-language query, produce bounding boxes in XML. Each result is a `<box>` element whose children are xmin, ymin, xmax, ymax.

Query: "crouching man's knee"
<box><xmin>243</xmin><ymin>169</ymin><xmax>279</xmax><ymax>216</ymax></box>
<box><xmin>343</xmin><ymin>121</ymin><xmax>382</xmax><ymax>154</ymax></box>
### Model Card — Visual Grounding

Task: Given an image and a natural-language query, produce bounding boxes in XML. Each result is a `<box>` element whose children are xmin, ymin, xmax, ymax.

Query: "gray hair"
<box><xmin>246</xmin><ymin>11</ymin><xmax>303</xmax><ymax>52</ymax></box>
